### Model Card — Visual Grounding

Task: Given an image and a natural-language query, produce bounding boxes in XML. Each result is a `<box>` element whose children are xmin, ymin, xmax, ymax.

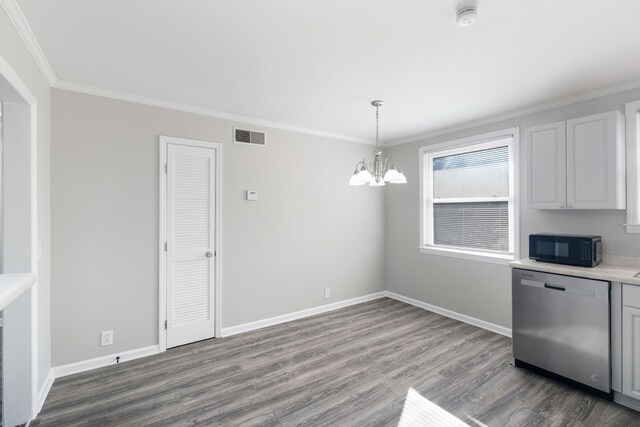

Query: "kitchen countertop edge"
<box><xmin>510</xmin><ymin>259</ymin><xmax>640</xmax><ymax>286</ymax></box>
<box><xmin>0</xmin><ymin>273</ymin><xmax>36</xmax><ymax>311</ymax></box>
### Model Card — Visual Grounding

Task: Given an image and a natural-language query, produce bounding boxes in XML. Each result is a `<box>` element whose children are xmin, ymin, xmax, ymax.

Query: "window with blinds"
<box><xmin>421</xmin><ymin>133</ymin><xmax>516</xmax><ymax>260</ymax></box>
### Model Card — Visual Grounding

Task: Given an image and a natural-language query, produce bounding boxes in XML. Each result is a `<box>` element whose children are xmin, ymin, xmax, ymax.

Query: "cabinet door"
<box><xmin>623</xmin><ymin>305</ymin><xmax>640</xmax><ymax>399</ymax></box>
<box><xmin>525</xmin><ymin>122</ymin><xmax>566</xmax><ymax>209</ymax></box>
<box><xmin>567</xmin><ymin>112</ymin><xmax>626</xmax><ymax>209</ymax></box>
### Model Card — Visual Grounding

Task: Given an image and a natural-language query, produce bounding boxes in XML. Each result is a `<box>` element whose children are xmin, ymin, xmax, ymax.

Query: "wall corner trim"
<box><xmin>220</xmin><ymin>292</ymin><xmax>387</xmax><ymax>337</ymax></box>
<box><xmin>51</xmin><ymin>345</ymin><xmax>160</xmax><ymax>379</ymax></box>
<box><xmin>384</xmin><ymin>291</ymin><xmax>512</xmax><ymax>338</ymax></box>
<box><xmin>34</xmin><ymin>368</ymin><xmax>55</xmax><ymax>418</ymax></box>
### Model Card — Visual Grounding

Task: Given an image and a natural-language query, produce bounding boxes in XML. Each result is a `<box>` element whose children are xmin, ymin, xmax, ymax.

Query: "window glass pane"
<box><xmin>433</xmin><ymin>202</ymin><xmax>509</xmax><ymax>252</ymax></box>
<box><xmin>433</xmin><ymin>145</ymin><xmax>509</xmax><ymax>198</ymax></box>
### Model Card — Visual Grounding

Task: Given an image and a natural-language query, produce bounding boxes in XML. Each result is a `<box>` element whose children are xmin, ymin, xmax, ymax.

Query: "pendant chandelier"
<box><xmin>349</xmin><ymin>100</ymin><xmax>407</xmax><ymax>186</ymax></box>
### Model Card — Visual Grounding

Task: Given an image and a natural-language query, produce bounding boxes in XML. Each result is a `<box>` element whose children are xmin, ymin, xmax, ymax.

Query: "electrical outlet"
<box><xmin>101</xmin><ymin>330</ymin><xmax>113</xmax><ymax>347</ymax></box>
<box><xmin>324</xmin><ymin>288</ymin><xmax>331</xmax><ymax>299</ymax></box>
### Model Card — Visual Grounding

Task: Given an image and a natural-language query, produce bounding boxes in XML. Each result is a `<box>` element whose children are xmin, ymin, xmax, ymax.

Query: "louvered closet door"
<box><xmin>166</xmin><ymin>144</ymin><xmax>216</xmax><ymax>348</ymax></box>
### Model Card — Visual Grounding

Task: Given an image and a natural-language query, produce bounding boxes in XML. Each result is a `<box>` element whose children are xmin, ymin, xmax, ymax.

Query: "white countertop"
<box><xmin>0</xmin><ymin>273</ymin><xmax>36</xmax><ymax>311</ymax></box>
<box><xmin>510</xmin><ymin>257</ymin><xmax>640</xmax><ymax>285</ymax></box>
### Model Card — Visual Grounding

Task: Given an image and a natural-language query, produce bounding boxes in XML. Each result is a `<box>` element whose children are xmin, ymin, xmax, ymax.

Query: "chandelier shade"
<box><xmin>349</xmin><ymin>167</ymin><xmax>373</xmax><ymax>186</ymax></box>
<box><xmin>349</xmin><ymin>100</ymin><xmax>407</xmax><ymax>187</ymax></box>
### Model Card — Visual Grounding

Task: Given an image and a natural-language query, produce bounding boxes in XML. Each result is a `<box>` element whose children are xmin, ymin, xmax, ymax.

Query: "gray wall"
<box><xmin>51</xmin><ymin>89</ymin><xmax>385</xmax><ymax>366</ymax></box>
<box><xmin>0</xmin><ymin>8</ymin><xmax>52</xmax><ymax>394</ymax></box>
<box><xmin>385</xmin><ymin>88</ymin><xmax>640</xmax><ymax>329</ymax></box>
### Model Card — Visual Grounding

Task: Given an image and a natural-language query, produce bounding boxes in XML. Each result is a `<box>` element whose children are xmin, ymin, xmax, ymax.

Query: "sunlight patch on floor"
<box><xmin>398</xmin><ymin>388</ymin><xmax>487</xmax><ymax>427</ymax></box>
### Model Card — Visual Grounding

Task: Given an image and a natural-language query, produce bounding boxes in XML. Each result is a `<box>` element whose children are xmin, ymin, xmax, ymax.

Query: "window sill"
<box><xmin>626</xmin><ymin>224</ymin><xmax>640</xmax><ymax>234</ymax></box>
<box><xmin>418</xmin><ymin>246</ymin><xmax>514</xmax><ymax>265</ymax></box>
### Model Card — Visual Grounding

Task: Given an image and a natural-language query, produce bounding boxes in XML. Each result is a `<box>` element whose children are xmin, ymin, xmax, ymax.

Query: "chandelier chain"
<box><xmin>375</xmin><ymin>104</ymin><xmax>379</xmax><ymax>148</ymax></box>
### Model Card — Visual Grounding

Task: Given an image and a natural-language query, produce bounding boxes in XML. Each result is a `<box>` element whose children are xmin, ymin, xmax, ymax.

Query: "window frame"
<box><xmin>419</xmin><ymin>128</ymin><xmax>520</xmax><ymax>264</ymax></box>
<box><xmin>625</xmin><ymin>100</ymin><xmax>640</xmax><ymax>233</ymax></box>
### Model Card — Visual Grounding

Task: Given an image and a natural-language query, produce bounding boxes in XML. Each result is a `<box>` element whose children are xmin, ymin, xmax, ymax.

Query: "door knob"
<box><xmin>205</xmin><ymin>251</ymin><xmax>214</xmax><ymax>258</ymax></box>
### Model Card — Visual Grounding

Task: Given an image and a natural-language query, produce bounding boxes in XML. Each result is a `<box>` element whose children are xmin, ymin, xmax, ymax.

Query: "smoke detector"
<box><xmin>456</xmin><ymin>7</ymin><xmax>477</xmax><ymax>27</ymax></box>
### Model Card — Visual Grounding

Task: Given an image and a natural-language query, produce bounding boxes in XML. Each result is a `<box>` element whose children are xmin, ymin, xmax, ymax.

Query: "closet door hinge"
<box><xmin>164</xmin><ymin>320</ymin><xmax>167</xmax><ymax>330</ymax></box>
<box><xmin>164</xmin><ymin>242</ymin><xmax>167</xmax><ymax>251</ymax></box>
<box><xmin>164</xmin><ymin>163</ymin><xmax>168</xmax><ymax>174</ymax></box>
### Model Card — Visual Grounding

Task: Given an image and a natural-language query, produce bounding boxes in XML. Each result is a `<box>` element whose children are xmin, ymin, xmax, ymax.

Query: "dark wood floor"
<box><xmin>33</xmin><ymin>298</ymin><xmax>640</xmax><ymax>426</ymax></box>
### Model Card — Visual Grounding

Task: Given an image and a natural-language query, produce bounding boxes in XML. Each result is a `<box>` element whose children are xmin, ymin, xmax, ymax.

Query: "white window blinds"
<box><xmin>427</xmin><ymin>139</ymin><xmax>514</xmax><ymax>255</ymax></box>
<box><xmin>433</xmin><ymin>202</ymin><xmax>509</xmax><ymax>251</ymax></box>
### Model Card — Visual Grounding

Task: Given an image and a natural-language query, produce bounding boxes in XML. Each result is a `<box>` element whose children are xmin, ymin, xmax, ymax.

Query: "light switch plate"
<box><xmin>247</xmin><ymin>190</ymin><xmax>258</xmax><ymax>201</ymax></box>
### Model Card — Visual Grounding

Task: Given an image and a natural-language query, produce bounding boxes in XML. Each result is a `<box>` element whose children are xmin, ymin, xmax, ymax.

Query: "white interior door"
<box><xmin>166</xmin><ymin>143</ymin><xmax>216</xmax><ymax>348</ymax></box>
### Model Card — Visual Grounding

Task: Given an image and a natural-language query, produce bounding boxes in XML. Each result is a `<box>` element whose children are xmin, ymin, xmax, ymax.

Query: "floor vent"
<box><xmin>234</xmin><ymin>128</ymin><xmax>266</xmax><ymax>146</ymax></box>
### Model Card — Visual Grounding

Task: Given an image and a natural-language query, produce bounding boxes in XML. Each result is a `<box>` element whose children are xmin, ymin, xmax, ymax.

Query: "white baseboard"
<box><xmin>220</xmin><ymin>292</ymin><xmax>387</xmax><ymax>337</ymax></box>
<box><xmin>52</xmin><ymin>345</ymin><xmax>160</xmax><ymax>378</ymax></box>
<box><xmin>384</xmin><ymin>291</ymin><xmax>512</xmax><ymax>338</ymax></box>
<box><xmin>34</xmin><ymin>369</ymin><xmax>54</xmax><ymax>417</ymax></box>
<box><xmin>46</xmin><ymin>294</ymin><xmax>385</xmax><ymax>384</ymax></box>
<box><xmin>614</xmin><ymin>392</ymin><xmax>640</xmax><ymax>412</ymax></box>
<box><xmin>37</xmin><ymin>290</ymin><xmax>507</xmax><ymax>417</ymax></box>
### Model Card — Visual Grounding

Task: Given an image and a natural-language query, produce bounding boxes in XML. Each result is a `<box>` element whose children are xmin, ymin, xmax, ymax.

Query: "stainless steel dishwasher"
<box><xmin>512</xmin><ymin>269</ymin><xmax>611</xmax><ymax>399</ymax></box>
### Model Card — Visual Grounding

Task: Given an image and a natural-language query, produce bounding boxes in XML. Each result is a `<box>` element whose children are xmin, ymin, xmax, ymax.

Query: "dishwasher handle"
<box><xmin>544</xmin><ymin>283</ymin><xmax>566</xmax><ymax>292</ymax></box>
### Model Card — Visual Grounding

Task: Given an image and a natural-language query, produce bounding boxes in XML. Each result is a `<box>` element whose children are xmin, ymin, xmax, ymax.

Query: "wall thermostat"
<box><xmin>247</xmin><ymin>190</ymin><xmax>258</xmax><ymax>201</ymax></box>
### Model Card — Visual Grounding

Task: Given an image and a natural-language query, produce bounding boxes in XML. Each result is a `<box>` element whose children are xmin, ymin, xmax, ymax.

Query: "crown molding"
<box><xmin>1</xmin><ymin>0</ymin><xmax>373</xmax><ymax>145</ymax></box>
<box><xmin>54</xmin><ymin>80</ymin><xmax>374</xmax><ymax>145</ymax></box>
<box><xmin>0</xmin><ymin>0</ymin><xmax>57</xmax><ymax>86</ymax></box>
<box><xmin>387</xmin><ymin>77</ymin><xmax>640</xmax><ymax>147</ymax></box>
<box><xmin>5</xmin><ymin>0</ymin><xmax>640</xmax><ymax>148</ymax></box>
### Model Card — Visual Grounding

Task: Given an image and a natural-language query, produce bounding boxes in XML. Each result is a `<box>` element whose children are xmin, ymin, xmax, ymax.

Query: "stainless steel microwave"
<box><xmin>529</xmin><ymin>234</ymin><xmax>602</xmax><ymax>267</ymax></box>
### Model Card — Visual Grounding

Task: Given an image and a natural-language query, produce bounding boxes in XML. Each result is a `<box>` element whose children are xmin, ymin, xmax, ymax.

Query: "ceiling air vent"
<box><xmin>234</xmin><ymin>128</ymin><xmax>266</xmax><ymax>146</ymax></box>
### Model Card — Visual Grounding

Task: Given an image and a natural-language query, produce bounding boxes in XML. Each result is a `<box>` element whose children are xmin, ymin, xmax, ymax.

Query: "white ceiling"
<box><xmin>15</xmin><ymin>0</ymin><xmax>640</xmax><ymax>142</ymax></box>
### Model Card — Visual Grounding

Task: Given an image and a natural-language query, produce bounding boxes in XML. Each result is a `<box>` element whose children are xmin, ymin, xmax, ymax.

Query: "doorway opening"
<box><xmin>0</xmin><ymin>57</ymin><xmax>38</xmax><ymax>426</ymax></box>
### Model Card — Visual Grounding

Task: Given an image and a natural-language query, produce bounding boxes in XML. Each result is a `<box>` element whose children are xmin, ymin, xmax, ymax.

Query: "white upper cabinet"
<box><xmin>567</xmin><ymin>112</ymin><xmax>626</xmax><ymax>209</ymax></box>
<box><xmin>526</xmin><ymin>111</ymin><xmax>626</xmax><ymax>210</ymax></box>
<box><xmin>526</xmin><ymin>121</ymin><xmax>567</xmax><ymax>209</ymax></box>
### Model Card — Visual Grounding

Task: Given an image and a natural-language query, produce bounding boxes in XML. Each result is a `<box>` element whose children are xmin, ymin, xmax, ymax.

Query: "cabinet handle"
<box><xmin>560</xmin><ymin>204</ymin><xmax>566</xmax><ymax>209</ymax></box>
<box><xmin>567</xmin><ymin>205</ymin><xmax>572</xmax><ymax>209</ymax></box>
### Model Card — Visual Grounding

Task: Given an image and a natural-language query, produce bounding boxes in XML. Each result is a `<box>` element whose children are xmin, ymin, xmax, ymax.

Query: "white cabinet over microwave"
<box><xmin>525</xmin><ymin>111</ymin><xmax>626</xmax><ymax>210</ymax></box>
